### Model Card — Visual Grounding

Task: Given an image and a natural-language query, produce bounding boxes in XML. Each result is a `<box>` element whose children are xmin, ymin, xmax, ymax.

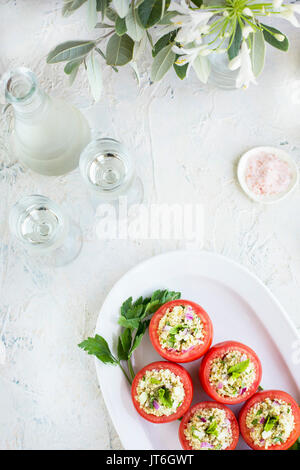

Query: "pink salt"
<box><xmin>245</xmin><ymin>151</ymin><xmax>292</xmax><ymax>196</ymax></box>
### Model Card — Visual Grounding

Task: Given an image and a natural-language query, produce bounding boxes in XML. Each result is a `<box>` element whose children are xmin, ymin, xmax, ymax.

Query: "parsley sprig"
<box><xmin>79</xmin><ymin>289</ymin><xmax>181</xmax><ymax>384</ymax></box>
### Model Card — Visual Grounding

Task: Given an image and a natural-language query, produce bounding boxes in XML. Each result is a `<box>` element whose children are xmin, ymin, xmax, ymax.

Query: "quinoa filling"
<box><xmin>184</xmin><ymin>407</ymin><xmax>233</xmax><ymax>450</ymax></box>
<box><xmin>209</xmin><ymin>350</ymin><xmax>256</xmax><ymax>397</ymax></box>
<box><xmin>136</xmin><ymin>368</ymin><xmax>185</xmax><ymax>417</ymax></box>
<box><xmin>158</xmin><ymin>304</ymin><xmax>204</xmax><ymax>353</ymax></box>
<box><xmin>245</xmin><ymin>398</ymin><xmax>295</xmax><ymax>448</ymax></box>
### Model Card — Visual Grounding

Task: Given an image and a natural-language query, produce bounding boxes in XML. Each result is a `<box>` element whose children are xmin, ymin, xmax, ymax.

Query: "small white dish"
<box><xmin>237</xmin><ymin>146</ymin><xmax>299</xmax><ymax>204</ymax></box>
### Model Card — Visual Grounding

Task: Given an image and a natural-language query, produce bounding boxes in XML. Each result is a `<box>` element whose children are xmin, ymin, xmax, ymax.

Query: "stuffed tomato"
<box><xmin>239</xmin><ymin>389</ymin><xmax>300</xmax><ymax>450</ymax></box>
<box><xmin>131</xmin><ymin>361</ymin><xmax>193</xmax><ymax>423</ymax></box>
<box><xmin>149</xmin><ymin>299</ymin><xmax>213</xmax><ymax>363</ymax></box>
<box><xmin>199</xmin><ymin>340</ymin><xmax>262</xmax><ymax>404</ymax></box>
<box><xmin>179</xmin><ymin>401</ymin><xmax>239</xmax><ymax>450</ymax></box>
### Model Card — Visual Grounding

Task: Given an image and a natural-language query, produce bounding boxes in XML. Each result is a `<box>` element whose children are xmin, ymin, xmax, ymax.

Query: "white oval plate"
<box><xmin>237</xmin><ymin>146</ymin><xmax>299</xmax><ymax>204</ymax></box>
<box><xmin>95</xmin><ymin>251</ymin><xmax>300</xmax><ymax>450</ymax></box>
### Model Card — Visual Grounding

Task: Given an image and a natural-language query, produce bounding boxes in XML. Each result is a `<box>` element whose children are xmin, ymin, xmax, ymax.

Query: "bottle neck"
<box><xmin>4</xmin><ymin>67</ymin><xmax>47</xmax><ymax>119</ymax></box>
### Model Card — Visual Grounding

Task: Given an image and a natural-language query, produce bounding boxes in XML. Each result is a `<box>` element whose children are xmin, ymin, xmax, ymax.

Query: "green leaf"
<box><xmin>78</xmin><ymin>335</ymin><xmax>118</xmax><ymax>364</ymax></box>
<box><xmin>121</xmin><ymin>296</ymin><xmax>133</xmax><ymax>317</ymax></box>
<box><xmin>150</xmin><ymin>377</ymin><xmax>161</xmax><ymax>384</ymax></box>
<box><xmin>261</xmin><ymin>23</ymin><xmax>289</xmax><ymax>52</ymax></box>
<box><xmin>155</xmin><ymin>289</ymin><xmax>181</xmax><ymax>304</ymax></box>
<box><xmin>113</xmin><ymin>0</ymin><xmax>130</xmax><ymax>18</ymax></box>
<box><xmin>251</xmin><ymin>30</ymin><xmax>266</xmax><ymax>77</ymax></box>
<box><xmin>62</xmin><ymin>0</ymin><xmax>87</xmax><ymax>16</ymax></box>
<box><xmin>117</xmin><ymin>328</ymin><xmax>132</xmax><ymax>361</ymax></box>
<box><xmin>158</xmin><ymin>10</ymin><xmax>177</xmax><ymax>25</ymax></box>
<box><xmin>117</xmin><ymin>337</ymin><xmax>127</xmax><ymax>360</ymax></box>
<box><xmin>174</xmin><ymin>58</ymin><xmax>188</xmax><ymax>80</ymax></box>
<box><xmin>191</xmin><ymin>0</ymin><xmax>202</xmax><ymax>6</ymax></box>
<box><xmin>228</xmin><ymin>22</ymin><xmax>242</xmax><ymax>60</ymax></box>
<box><xmin>64</xmin><ymin>59</ymin><xmax>82</xmax><ymax>75</ymax></box>
<box><xmin>95</xmin><ymin>22</ymin><xmax>113</xmax><ymax>28</ymax></box>
<box><xmin>106</xmin><ymin>6</ymin><xmax>118</xmax><ymax>21</ymax></box>
<box><xmin>87</xmin><ymin>0</ymin><xmax>98</xmax><ymax>29</ymax></box>
<box><xmin>86</xmin><ymin>51</ymin><xmax>103</xmax><ymax>101</ymax></box>
<box><xmin>106</xmin><ymin>33</ymin><xmax>134</xmax><ymax>65</ymax></box>
<box><xmin>120</xmin><ymin>328</ymin><xmax>132</xmax><ymax>355</ymax></box>
<box><xmin>138</xmin><ymin>0</ymin><xmax>169</xmax><ymax>28</ymax></box>
<box><xmin>129</xmin><ymin>320</ymin><xmax>149</xmax><ymax>356</ymax></box>
<box><xmin>193</xmin><ymin>55</ymin><xmax>210</xmax><ymax>83</ymax></box>
<box><xmin>151</xmin><ymin>44</ymin><xmax>175</xmax><ymax>81</ymax></box>
<box><xmin>125</xmin><ymin>6</ymin><xmax>144</xmax><ymax>42</ymax></box>
<box><xmin>228</xmin><ymin>359</ymin><xmax>250</xmax><ymax>379</ymax></box>
<box><xmin>116</xmin><ymin>16</ymin><xmax>127</xmax><ymax>36</ymax></box>
<box><xmin>96</xmin><ymin>0</ymin><xmax>109</xmax><ymax>17</ymax></box>
<box><xmin>118</xmin><ymin>316</ymin><xmax>140</xmax><ymax>330</ymax></box>
<box><xmin>158</xmin><ymin>387</ymin><xmax>173</xmax><ymax>408</ymax></box>
<box><xmin>142</xmin><ymin>289</ymin><xmax>180</xmax><ymax>317</ymax></box>
<box><xmin>152</xmin><ymin>30</ymin><xmax>176</xmax><ymax>57</ymax></box>
<box><xmin>206</xmin><ymin>420</ymin><xmax>218</xmax><ymax>436</ymax></box>
<box><xmin>289</xmin><ymin>436</ymin><xmax>300</xmax><ymax>450</ymax></box>
<box><xmin>64</xmin><ymin>59</ymin><xmax>82</xmax><ymax>84</ymax></box>
<box><xmin>264</xmin><ymin>415</ymin><xmax>279</xmax><ymax>432</ymax></box>
<box><xmin>47</xmin><ymin>40</ymin><xmax>95</xmax><ymax>63</ymax></box>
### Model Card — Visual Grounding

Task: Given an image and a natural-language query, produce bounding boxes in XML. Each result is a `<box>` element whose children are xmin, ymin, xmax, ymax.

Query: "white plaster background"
<box><xmin>0</xmin><ymin>0</ymin><xmax>300</xmax><ymax>450</ymax></box>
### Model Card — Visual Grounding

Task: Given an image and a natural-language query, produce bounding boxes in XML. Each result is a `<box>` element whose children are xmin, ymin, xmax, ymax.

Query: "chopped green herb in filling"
<box><xmin>184</xmin><ymin>407</ymin><xmax>233</xmax><ymax>450</ymax></box>
<box><xmin>158</xmin><ymin>305</ymin><xmax>204</xmax><ymax>353</ymax></box>
<box><xmin>246</xmin><ymin>398</ymin><xmax>295</xmax><ymax>448</ymax></box>
<box><xmin>209</xmin><ymin>350</ymin><xmax>256</xmax><ymax>398</ymax></box>
<box><xmin>136</xmin><ymin>369</ymin><xmax>185</xmax><ymax>417</ymax></box>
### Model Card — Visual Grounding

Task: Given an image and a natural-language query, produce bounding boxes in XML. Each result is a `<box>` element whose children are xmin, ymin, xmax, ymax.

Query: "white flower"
<box><xmin>278</xmin><ymin>3</ymin><xmax>300</xmax><ymax>26</ymax></box>
<box><xmin>243</xmin><ymin>7</ymin><xmax>254</xmax><ymax>17</ymax></box>
<box><xmin>169</xmin><ymin>0</ymin><xmax>215</xmax><ymax>44</ymax></box>
<box><xmin>273</xmin><ymin>0</ymin><xmax>283</xmax><ymax>8</ymax></box>
<box><xmin>228</xmin><ymin>40</ymin><xmax>257</xmax><ymax>89</ymax></box>
<box><xmin>242</xmin><ymin>25</ymin><xmax>254</xmax><ymax>38</ymax></box>
<box><xmin>172</xmin><ymin>44</ymin><xmax>210</xmax><ymax>77</ymax></box>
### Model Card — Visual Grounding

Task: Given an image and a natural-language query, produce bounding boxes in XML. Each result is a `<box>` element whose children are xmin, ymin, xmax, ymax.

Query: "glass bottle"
<box><xmin>79</xmin><ymin>138</ymin><xmax>143</xmax><ymax>208</ymax></box>
<box><xmin>9</xmin><ymin>194</ymin><xmax>82</xmax><ymax>267</ymax></box>
<box><xmin>3</xmin><ymin>67</ymin><xmax>91</xmax><ymax>175</ymax></box>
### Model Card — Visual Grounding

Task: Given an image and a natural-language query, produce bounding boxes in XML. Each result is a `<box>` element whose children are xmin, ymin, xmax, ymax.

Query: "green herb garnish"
<box><xmin>79</xmin><ymin>289</ymin><xmax>181</xmax><ymax>384</ymax></box>
<box><xmin>206</xmin><ymin>421</ymin><xmax>219</xmax><ymax>437</ymax></box>
<box><xmin>228</xmin><ymin>359</ymin><xmax>250</xmax><ymax>380</ymax></box>
<box><xmin>157</xmin><ymin>387</ymin><xmax>173</xmax><ymax>408</ymax></box>
<box><xmin>264</xmin><ymin>415</ymin><xmax>279</xmax><ymax>432</ymax></box>
<box><xmin>150</xmin><ymin>378</ymin><xmax>161</xmax><ymax>385</ymax></box>
<box><xmin>191</xmin><ymin>425</ymin><xmax>200</xmax><ymax>440</ymax></box>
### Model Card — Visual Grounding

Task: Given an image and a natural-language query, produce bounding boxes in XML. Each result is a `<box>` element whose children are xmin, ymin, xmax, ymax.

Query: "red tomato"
<box><xmin>179</xmin><ymin>401</ymin><xmax>239</xmax><ymax>450</ymax></box>
<box><xmin>239</xmin><ymin>389</ymin><xmax>300</xmax><ymax>450</ymax></box>
<box><xmin>131</xmin><ymin>361</ymin><xmax>193</xmax><ymax>423</ymax></box>
<box><xmin>149</xmin><ymin>300</ymin><xmax>213</xmax><ymax>363</ymax></box>
<box><xmin>199</xmin><ymin>340</ymin><xmax>262</xmax><ymax>404</ymax></box>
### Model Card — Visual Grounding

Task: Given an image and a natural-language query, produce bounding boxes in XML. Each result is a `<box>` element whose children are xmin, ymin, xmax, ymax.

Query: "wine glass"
<box><xmin>9</xmin><ymin>194</ymin><xmax>82</xmax><ymax>267</ymax></box>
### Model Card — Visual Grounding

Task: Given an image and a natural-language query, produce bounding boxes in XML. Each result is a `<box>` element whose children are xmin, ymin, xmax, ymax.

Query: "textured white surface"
<box><xmin>0</xmin><ymin>0</ymin><xmax>300</xmax><ymax>450</ymax></box>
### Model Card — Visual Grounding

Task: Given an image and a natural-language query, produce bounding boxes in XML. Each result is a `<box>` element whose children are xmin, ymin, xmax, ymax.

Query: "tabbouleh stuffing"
<box><xmin>184</xmin><ymin>407</ymin><xmax>233</xmax><ymax>450</ymax></box>
<box><xmin>209</xmin><ymin>350</ymin><xmax>256</xmax><ymax>398</ymax></box>
<box><xmin>136</xmin><ymin>368</ymin><xmax>185</xmax><ymax>417</ymax></box>
<box><xmin>158</xmin><ymin>304</ymin><xmax>204</xmax><ymax>353</ymax></box>
<box><xmin>245</xmin><ymin>397</ymin><xmax>295</xmax><ymax>448</ymax></box>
